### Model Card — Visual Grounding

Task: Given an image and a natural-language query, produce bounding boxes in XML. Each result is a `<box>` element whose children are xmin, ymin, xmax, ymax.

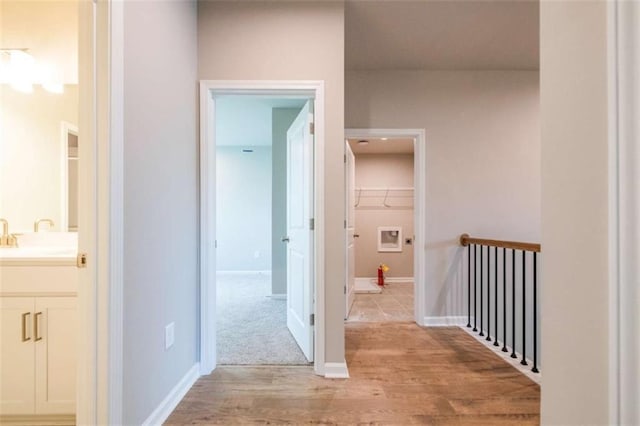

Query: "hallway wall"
<box><xmin>122</xmin><ymin>2</ymin><xmax>198</xmax><ymax>424</ymax></box>
<box><xmin>198</xmin><ymin>1</ymin><xmax>346</xmax><ymax>366</ymax></box>
<box><xmin>346</xmin><ymin>70</ymin><xmax>540</xmax><ymax>321</ymax></box>
<box><xmin>540</xmin><ymin>1</ymin><xmax>610</xmax><ymax>423</ymax></box>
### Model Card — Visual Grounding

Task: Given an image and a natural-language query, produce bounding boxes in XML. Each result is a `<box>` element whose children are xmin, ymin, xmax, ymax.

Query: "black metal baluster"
<box><xmin>502</xmin><ymin>247</ymin><xmax>508</xmax><ymax>352</ymax></box>
<box><xmin>494</xmin><ymin>246</ymin><xmax>499</xmax><ymax>347</ymax></box>
<box><xmin>479</xmin><ymin>245</ymin><xmax>484</xmax><ymax>336</ymax></box>
<box><xmin>521</xmin><ymin>251</ymin><xmax>528</xmax><ymax>366</ymax></box>
<box><xmin>532</xmin><ymin>252</ymin><xmax>539</xmax><ymax>373</ymax></box>
<box><xmin>486</xmin><ymin>247</ymin><xmax>491</xmax><ymax>342</ymax></box>
<box><xmin>473</xmin><ymin>245</ymin><xmax>477</xmax><ymax>332</ymax></box>
<box><xmin>467</xmin><ymin>244</ymin><xmax>471</xmax><ymax>328</ymax></box>
<box><xmin>510</xmin><ymin>249</ymin><xmax>517</xmax><ymax>359</ymax></box>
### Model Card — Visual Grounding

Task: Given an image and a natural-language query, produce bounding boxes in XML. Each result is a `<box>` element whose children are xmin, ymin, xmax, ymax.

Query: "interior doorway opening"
<box><xmin>214</xmin><ymin>95</ymin><xmax>311</xmax><ymax>365</ymax></box>
<box><xmin>345</xmin><ymin>137</ymin><xmax>415</xmax><ymax>322</ymax></box>
<box><xmin>199</xmin><ymin>80</ymin><xmax>328</xmax><ymax>376</ymax></box>
<box><xmin>344</xmin><ymin>129</ymin><xmax>427</xmax><ymax>326</ymax></box>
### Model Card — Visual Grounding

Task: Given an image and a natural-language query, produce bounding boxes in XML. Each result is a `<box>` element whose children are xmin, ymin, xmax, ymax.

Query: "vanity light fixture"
<box><xmin>0</xmin><ymin>48</ymin><xmax>64</xmax><ymax>94</ymax></box>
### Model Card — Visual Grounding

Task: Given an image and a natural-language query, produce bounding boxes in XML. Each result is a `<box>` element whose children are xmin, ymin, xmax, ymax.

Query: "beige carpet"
<box><xmin>216</xmin><ymin>272</ymin><xmax>309</xmax><ymax>365</ymax></box>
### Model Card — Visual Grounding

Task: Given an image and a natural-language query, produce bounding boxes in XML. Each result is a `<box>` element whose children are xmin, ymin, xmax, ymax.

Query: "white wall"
<box><xmin>354</xmin><ymin>154</ymin><xmax>414</xmax><ymax>278</ymax></box>
<box><xmin>346</xmin><ymin>70</ymin><xmax>541</xmax><ymax>320</ymax></box>
<box><xmin>122</xmin><ymin>2</ymin><xmax>198</xmax><ymax>425</ymax></box>
<box><xmin>216</xmin><ymin>146</ymin><xmax>272</xmax><ymax>271</ymax></box>
<box><xmin>540</xmin><ymin>1</ymin><xmax>610</xmax><ymax>423</ymax></box>
<box><xmin>0</xmin><ymin>86</ymin><xmax>78</xmax><ymax>232</ymax></box>
<box><xmin>198</xmin><ymin>1</ymin><xmax>345</xmax><ymax>364</ymax></box>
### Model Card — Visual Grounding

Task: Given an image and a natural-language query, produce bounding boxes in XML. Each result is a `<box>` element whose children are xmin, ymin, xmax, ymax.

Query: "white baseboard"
<box><xmin>268</xmin><ymin>293</ymin><xmax>286</xmax><ymax>300</ymax></box>
<box><xmin>459</xmin><ymin>326</ymin><xmax>541</xmax><ymax>384</ymax></box>
<box><xmin>216</xmin><ymin>270</ymin><xmax>271</xmax><ymax>275</ymax></box>
<box><xmin>142</xmin><ymin>363</ymin><xmax>200</xmax><ymax>426</ymax></box>
<box><xmin>423</xmin><ymin>316</ymin><xmax>467</xmax><ymax>326</ymax></box>
<box><xmin>385</xmin><ymin>277</ymin><xmax>414</xmax><ymax>283</ymax></box>
<box><xmin>356</xmin><ymin>276</ymin><xmax>414</xmax><ymax>284</ymax></box>
<box><xmin>324</xmin><ymin>361</ymin><xmax>349</xmax><ymax>379</ymax></box>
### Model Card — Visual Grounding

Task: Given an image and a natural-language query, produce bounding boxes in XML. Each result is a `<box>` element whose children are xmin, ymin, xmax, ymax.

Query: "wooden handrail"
<box><xmin>460</xmin><ymin>234</ymin><xmax>541</xmax><ymax>253</ymax></box>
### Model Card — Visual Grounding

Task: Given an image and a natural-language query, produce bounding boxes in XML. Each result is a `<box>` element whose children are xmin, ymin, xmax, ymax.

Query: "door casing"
<box><xmin>199</xmin><ymin>80</ymin><xmax>326</xmax><ymax>376</ymax></box>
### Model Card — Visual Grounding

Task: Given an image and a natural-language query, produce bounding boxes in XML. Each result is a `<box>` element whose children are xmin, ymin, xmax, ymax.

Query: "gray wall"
<box><xmin>271</xmin><ymin>108</ymin><xmax>300</xmax><ymax>295</ymax></box>
<box><xmin>199</xmin><ymin>1</ymin><xmax>345</xmax><ymax>364</ymax></box>
<box><xmin>354</xmin><ymin>154</ymin><xmax>414</xmax><ymax>278</ymax></box>
<box><xmin>122</xmin><ymin>2</ymin><xmax>198</xmax><ymax>424</ymax></box>
<box><xmin>346</xmin><ymin>70</ymin><xmax>540</xmax><ymax>320</ymax></box>
<box><xmin>540</xmin><ymin>1</ymin><xmax>610</xmax><ymax>423</ymax></box>
<box><xmin>216</xmin><ymin>146</ymin><xmax>272</xmax><ymax>271</ymax></box>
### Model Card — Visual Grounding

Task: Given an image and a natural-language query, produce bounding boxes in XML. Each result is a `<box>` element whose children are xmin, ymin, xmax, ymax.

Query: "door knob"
<box><xmin>281</xmin><ymin>236</ymin><xmax>290</xmax><ymax>243</ymax></box>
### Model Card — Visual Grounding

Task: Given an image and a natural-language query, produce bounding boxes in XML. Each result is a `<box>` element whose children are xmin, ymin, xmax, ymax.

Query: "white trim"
<box><xmin>345</xmin><ymin>129</ymin><xmax>427</xmax><ymax>326</ymax></box>
<box><xmin>268</xmin><ymin>294</ymin><xmax>287</xmax><ymax>300</ymax></box>
<box><xmin>607</xmin><ymin>1</ymin><xmax>621</xmax><ymax>423</ymax></box>
<box><xmin>200</xmin><ymin>80</ymin><xmax>326</xmax><ymax>377</ymax></box>
<box><xmin>107</xmin><ymin>2</ymin><xmax>125</xmax><ymax>424</ymax></box>
<box><xmin>384</xmin><ymin>277</ymin><xmax>414</xmax><ymax>283</ymax></box>
<box><xmin>323</xmin><ymin>362</ymin><xmax>350</xmax><ymax>379</ymax></box>
<box><xmin>141</xmin><ymin>364</ymin><xmax>200</xmax><ymax>426</ymax></box>
<box><xmin>423</xmin><ymin>316</ymin><xmax>466</xmax><ymax>327</ymax></box>
<box><xmin>59</xmin><ymin>121</ymin><xmax>78</xmax><ymax>232</ymax></box>
<box><xmin>609</xmin><ymin>2</ymin><xmax>639</xmax><ymax>423</ymax></box>
<box><xmin>216</xmin><ymin>270</ymin><xmax>272</xmax><ymax>276</ymax></box>
<box><xmin>459</xmin><ymin>326</ymin><xmax>541</xmax><ymax>385</ymax></box>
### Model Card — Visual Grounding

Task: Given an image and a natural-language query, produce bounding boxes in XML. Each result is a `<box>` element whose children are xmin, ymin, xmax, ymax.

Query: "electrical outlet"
<box><xmin>165</xmin><ymin>322</ymin><xmax>175</xmax><ymax>350</ymax></box>
<box><xmin>254</xmin><ymin>250</ymin><xmax>260</xmax><ymax>258</ymax></box>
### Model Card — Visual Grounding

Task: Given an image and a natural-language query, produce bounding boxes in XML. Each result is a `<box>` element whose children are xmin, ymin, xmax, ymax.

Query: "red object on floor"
<box><xmin>377</xmin><ymin>266</ymin><xmax>385</xmax><ymax>286</ymax></box>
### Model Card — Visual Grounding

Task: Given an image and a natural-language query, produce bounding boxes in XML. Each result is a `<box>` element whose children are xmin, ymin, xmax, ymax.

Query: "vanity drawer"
<box><xmin>0</xmin><ymin>266</ymin><xmax>78</xmax><ymax>295</ymax></box>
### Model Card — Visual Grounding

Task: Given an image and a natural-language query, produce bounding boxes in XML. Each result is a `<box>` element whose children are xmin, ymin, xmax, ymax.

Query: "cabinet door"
<box><xmin>0</xmin><ymin>297</ymin><xmax>35</xmax><ymax>415</ymax></box>
<box><xmin>34</xmin><ymin>297</ymin><xmax>76</xmax><ymax>414</ymax></box>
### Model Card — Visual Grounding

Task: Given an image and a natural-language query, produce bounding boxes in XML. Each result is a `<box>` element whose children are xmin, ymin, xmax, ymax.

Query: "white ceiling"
<box><xmin>216</xmin><ymin>96</ymin><xmax>306</xmax><ymax>146</ymax></box>
<box><xmin>348</xmin><ymin>138</ymin><xmax>415</xmax><ymax>155</ymax></box>
<box><xmin>345</xmin><ymin>0</ymin><xmax>539</xmax><ymax>71</ymax></box>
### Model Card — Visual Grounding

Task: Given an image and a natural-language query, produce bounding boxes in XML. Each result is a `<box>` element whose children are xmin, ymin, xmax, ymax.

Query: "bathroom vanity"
<box><xmin>0</xmin><ymin>237</ymin><xmax>78</xmax><ymax>425</ymax></box>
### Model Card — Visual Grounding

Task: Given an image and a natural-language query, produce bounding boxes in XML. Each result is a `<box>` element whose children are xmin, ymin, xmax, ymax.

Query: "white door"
<box><xmin>285</xmin><ymin>101</ymin><xmax>314</xmax><ymax>362</ymax></box>
<box><xmin>345</xmin><ymin>141</ymin><xmax>356</xmax><ymax>318</ymax></box>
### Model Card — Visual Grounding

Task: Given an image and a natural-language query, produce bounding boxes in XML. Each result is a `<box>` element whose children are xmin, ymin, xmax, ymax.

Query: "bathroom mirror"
<box><xmin>0</xmin><ymin>1</ymin><xmax>79</xmax><ymax>233</ymax></box>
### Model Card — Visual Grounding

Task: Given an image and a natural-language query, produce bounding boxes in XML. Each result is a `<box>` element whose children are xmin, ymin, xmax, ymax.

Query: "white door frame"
<box><xmin>608</xmin><ymin>1</ymin><xmax>639</xmax><ymax>423</ymax></box>
<box><xmin>77</xmin><ymin>1</ymin><xmax>123</xmax><ymax>425</ymax></box>
<box><xmin>344</xmin><ymin>129</ymin><xmax>427</xmax><ymax>325</ymax></box>
<box><xmin>60</xmin><ymin>121</ymin><xmax>78</xmax><ymax>232</ymax></box>
<box><xmin>199</xmin><ymin>80</ymin><xmax>326</xmax><ymax>376</ymax></box>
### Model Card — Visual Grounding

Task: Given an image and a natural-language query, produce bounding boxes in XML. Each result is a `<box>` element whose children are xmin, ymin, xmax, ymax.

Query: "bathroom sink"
<box><xmin>15</xmin><ymin>232</ymin><xmax>78</xmax><ymax>248</ymax></box>
<box><xmin>0</xmin><ymin>246</ymin><xmax>77</xmax><ymax>258</ymax></box>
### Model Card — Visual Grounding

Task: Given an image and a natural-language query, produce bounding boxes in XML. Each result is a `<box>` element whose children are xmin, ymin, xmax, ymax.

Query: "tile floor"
<box><xmin>347</xmin><ymin>282</ymin><xmax>414</xmax><ymax>322</ymax></box>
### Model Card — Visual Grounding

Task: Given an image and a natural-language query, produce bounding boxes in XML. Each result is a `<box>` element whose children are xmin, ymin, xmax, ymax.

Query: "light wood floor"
<box><xmin>165</xmin><ymin>323</ymin><xmax>540</xmax><ymax>425</ymax></box>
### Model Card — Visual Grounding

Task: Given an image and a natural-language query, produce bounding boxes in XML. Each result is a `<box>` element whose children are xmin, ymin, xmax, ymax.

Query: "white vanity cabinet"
<box><xmin>0</xmin><ymin>262</ymin><xmax>77</xmax><ymax>424</ymax></box>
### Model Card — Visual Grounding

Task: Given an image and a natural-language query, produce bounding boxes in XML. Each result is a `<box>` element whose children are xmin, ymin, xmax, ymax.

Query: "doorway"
<box><xmin>199</xmin><ymin>81</ymin><xmax>327</xmax><ymax>376</ymax></box>
<box><xmin>345</xmin><ymin>137</ymin><xmax>415</xmax><ymax>322</ymax></box>
<box><xmin>214</xmin><ymin>95</ymin><xmax>310</xmax><ymax>365</ymax></box>
<box><xmin>344</xmin><ymin>129</ymin><xmax>427</xmax><ymax>325</ymax></box>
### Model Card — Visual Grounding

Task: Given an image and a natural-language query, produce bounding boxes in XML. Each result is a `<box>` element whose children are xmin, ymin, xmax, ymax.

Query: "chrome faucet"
<box><xmin>34</xmin><ymin>218</ymin><xmax>55</xmax><ymax>232</ymax></box>
<box><xmin>0</xmin><ymin>218</ymin><xmax>18</xmax><ymax>247</ymax></box>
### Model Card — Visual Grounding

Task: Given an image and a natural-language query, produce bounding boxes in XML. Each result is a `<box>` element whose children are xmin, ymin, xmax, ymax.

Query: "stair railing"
<box><xmin>460</xmin><ymin>234</ymin><xmax>541</xmax><ymax>374</ymax></box>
